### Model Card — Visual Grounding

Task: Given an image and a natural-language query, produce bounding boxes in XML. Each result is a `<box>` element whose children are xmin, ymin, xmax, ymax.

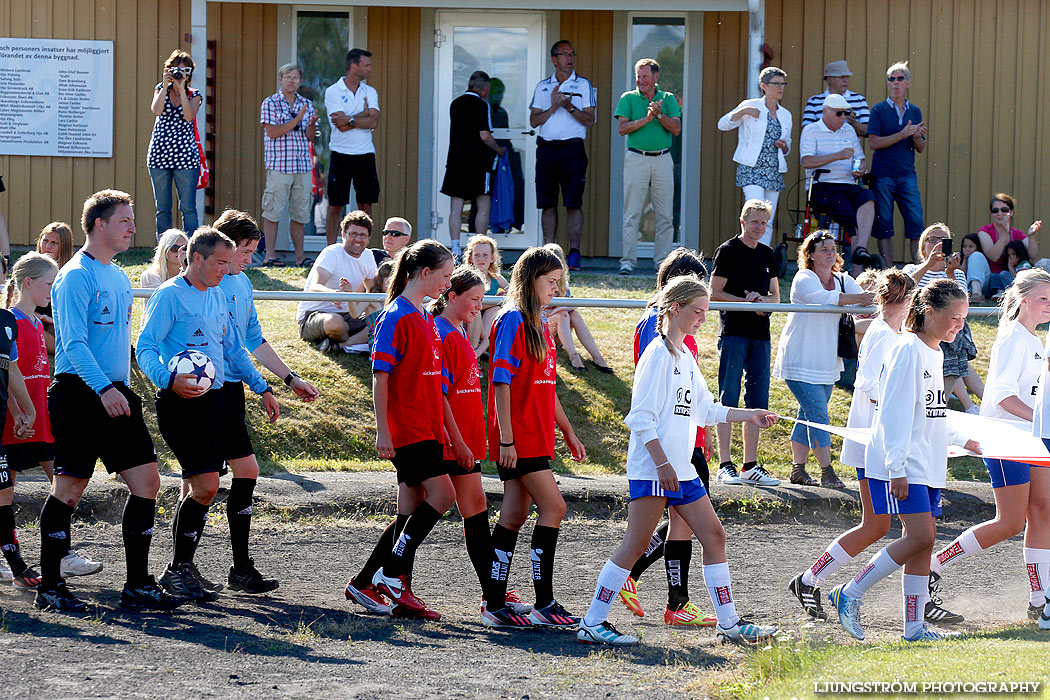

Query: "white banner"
<box><xmin>0</xmin><ymin>37</ymin><xmax>114</xmax><ymax>157</ymax></box>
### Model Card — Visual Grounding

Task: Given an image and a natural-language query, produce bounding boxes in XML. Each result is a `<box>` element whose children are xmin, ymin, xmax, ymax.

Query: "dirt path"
<box><xmin>0</xmin><ymin>514</ymin><xmax>1032</xmax><ymax>699</ymax></box>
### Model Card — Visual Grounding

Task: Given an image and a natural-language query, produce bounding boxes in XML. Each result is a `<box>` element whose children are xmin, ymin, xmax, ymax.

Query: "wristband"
<box><xmin>262</xmin><ymin>386</ymin><xmax>274</xmax><ymax>395</ymax></box>
<box><xmin>284</xmin><ymin>371</ymin><xmax>300</xmax><ymax>387</ymax></box>
<box><xmin>656</xmin><ymin>461</ymin><xmax>671</xmax><ymax>469</ymax></box>
<box><xmin>500</xmin><ymin>440</ymin><xmax>515</xmax><ymax>448</ymax></box>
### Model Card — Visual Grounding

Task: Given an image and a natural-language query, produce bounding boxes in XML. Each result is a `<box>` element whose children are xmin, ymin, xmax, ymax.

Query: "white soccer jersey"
<box><xmin>841</xmin><ymin>317</ymin><xmax>898</xmax><ymax>469</ymax></box>
<box><xmin>1030</xmin><ymin>328</ymin><xmax>1050</xmax><ymax>438</ymax></box>
<box><xmin>982</xmin><ymin>321</ymin><xmax>1043</xmax><ymax>423</ymax></box>
<box><xmin>625</xmin><ymin>340</ymin><xmax>729</xmax><ymax>482</ymax></box>
<box><xmin>865</xmin><ymin>332</ymin><xmax>966</xmax><ymax>487</ymax></box>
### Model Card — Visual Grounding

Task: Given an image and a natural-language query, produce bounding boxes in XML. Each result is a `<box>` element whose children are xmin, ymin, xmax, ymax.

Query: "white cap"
<box><xmin>823</xmin><ymin>93</ymin><xmax>851</xmax><ymax>110</ymax></box>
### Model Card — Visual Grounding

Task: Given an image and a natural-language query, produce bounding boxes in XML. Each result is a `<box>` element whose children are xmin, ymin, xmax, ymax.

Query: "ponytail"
<box><xmin>386</xmin><ymin>240</ymin><xmax>454</xmax><ymax>306</ymax></box>
<box><xmin>999</xmin><ymin>268</ymin><xmax>1050</xmax><ymax>324</ymax></box>
<box><xmin>428</xmin><ymin>266</ymin><xmax>485</xmax><ymax>315</ymax></box>
<box><xmin>905</xmin><ymin>277</ymin><xmax>967</xmax><ymax>333</ymax></box>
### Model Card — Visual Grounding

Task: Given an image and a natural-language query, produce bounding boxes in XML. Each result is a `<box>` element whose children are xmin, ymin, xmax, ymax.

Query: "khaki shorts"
<box><xmin>299</xmin><ymin>310</ymin><xmax>367</xmax><ymax>343</ymax></box>
<box><xmin>262</xmin><ymin>170</ymin><xmax>312</xmax><ymax>224</ymax></box>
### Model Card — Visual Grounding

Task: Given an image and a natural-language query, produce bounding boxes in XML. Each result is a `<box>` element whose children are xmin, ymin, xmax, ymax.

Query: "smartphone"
<box><xmin>941</xmin><ymin>239</ymin><xmax>953</xmax><ymax>256</ymax></box>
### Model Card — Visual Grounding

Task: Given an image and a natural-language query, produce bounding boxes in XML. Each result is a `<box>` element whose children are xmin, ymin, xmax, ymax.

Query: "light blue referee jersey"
<box><xmin>218</xmin><ymin>272</ymin><xmax>265</xmax><ymax>385</ymax></box>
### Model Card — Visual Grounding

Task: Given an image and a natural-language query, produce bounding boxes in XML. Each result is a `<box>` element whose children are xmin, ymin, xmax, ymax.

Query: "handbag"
<box><xmin>193</xmin><ymin>120</ymin><xmax>209</xmax><ymax>190</ymax></box>
<box><xmin>836</xmin><ymin>274</ymin><xmax>859</xmax><ymax>360</ymax></box>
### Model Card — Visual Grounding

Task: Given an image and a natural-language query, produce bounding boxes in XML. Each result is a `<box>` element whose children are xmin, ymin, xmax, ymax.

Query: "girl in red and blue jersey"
<box><xmin>620</xmin><ymin>247</ymin><xmax>717</xmax><ymax>627</ymax></box>
<box><xmin>485</xmin><ymin>246</ymin><xmax>587</xmax><ymax>628</ymax></box>
<box><xmin>345</xmin><ymin>240</ymin><xmax>455</xmax><ymax>622</ymax></box>
<box><xmin>429</xmin><ymin>266</ymin><xmax>530</xmax><ymax>628</ymax></box>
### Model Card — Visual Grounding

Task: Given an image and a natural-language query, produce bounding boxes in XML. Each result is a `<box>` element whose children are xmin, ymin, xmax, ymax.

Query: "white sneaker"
<box><xmin>717</xmin><ymin>463</ymin><xmax>743</xmax><ymax>485</ymax></box>
<box><xmin>0</xmin><ymin>560</ymin><xmax>12</xmax><ymax>583</ymax></box>
<box><xmin>618</xmin><ymin>263</ymin><xmax>633</xmax><ymax>275</ymax></box>
<box><xmin>716</xmin><ymin>618</ymin><xmax>778</xmax><ymax>644</ymax></box>
<box><xmin>965</xmin><ymin>404</ymin><xmax>980</xmax><ymax>415</ymax></box>
<box><xmin>60</xmin><ymin>549</ymin><xmax>104</xmax><ymax>577</ymax></box>
<box><xmin>577</xmin><ymin>619</ymin><xmax>638</xmax><ymax>645</ymax></box>
<box><xmin>740</xmin><ymin>465</ymin><xmax>780</xmax><ymax>486</ymax></box>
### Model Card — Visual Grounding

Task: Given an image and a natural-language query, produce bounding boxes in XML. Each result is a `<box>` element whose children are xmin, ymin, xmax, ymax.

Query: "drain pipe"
<box><xmin>747</xmin><ymin>0</ymin><xmax>765</xmax><ymax>98</ymax></box>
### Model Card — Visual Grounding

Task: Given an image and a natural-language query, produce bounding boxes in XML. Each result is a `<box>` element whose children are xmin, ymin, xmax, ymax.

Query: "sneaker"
<box><xmin>829</xmin><ymin>583</ymin><xmax>864</xmax><ymax>640</ymax></box>
<box><xmin>186</xmin><ymin>562</ymin><xmax>224</xmax><ymax>593</ymax></box>
<box><xmin>716</xmin><ymin>618</ymin><xmax>778</xmax><ymax>644</ymax></box>
<box><xmin>1028</xmin><ymin>603</ymin><xmax>1043</xmax><ymax>621</ymax></box>
<box><xmin>12</xmin><ymin>567</ymin><xmax>42</xmax><ymax>590</ymax></box>
<box><xmin>345</xmin><ymin>579</ymin><xmax>394</xmax><ymax>615</ymax></box>
<box><xmin>788</xmin><ymin>573</ymin><xmax>828</xmax><ymax>620</ymax></box>
<box><xmin>618</xmin><ymin>263</ymin><xmax>633</xmax><ymax>275</ymax></box>
<box><xmin>902</xmin><ymin>624</ymin><xmax>961</xmax><ymax>642</ymax></box>
<box><xmin>481</xmin><ymin>603</ymin><xmax>532</xmax><ymax>628</ymax></box>
<box><xmin>504</xmin><ymin>590</ymin><xmax>533</xmax><ymax>616</ymax></box>
<box><xmin>740</xmin><ymin>464</ymin><xmax>781</xmax><ymax>486</ymax></box>
<box><xmin>391</xmin><ymin>600</ymin><xmax>441</xmax><ymax>622</ymax></box>
<box><xmin>619</xmin><ymin>576</ymin><xmax>645</xmax><ymax>617</ymax></box>
<box><xmin>1039</xmin><ymin>604</ymin><xmax>1050</xmax><ymax>630</ymax></box>
<box><xmin>372</xmin><ymin>568</ymin><xmax>426</xmax><ymax>614</ymax></box>
<box><xmin>34</xmin><ymin>581</ymin><xmax>87</xmax><ymax>612</ymax></box>
<box><xmin>228</xmin><ymin>559</ymin><xmax>279</xmax><ymax>594</ymax></box>
<box><xmin>717</xmin><ymin>463</ymin><xmax>743</xmax><ymax>485</ymax></box>
<box><xmin>577</xmin><ymin>619</ymin><xmax>638</xmax><ymax>645</ymax></box>
<box><xmin>529</xmin><ymin>600</ymin><xmax>581</xmax><ymax>628</ymax></box>
<box><xmin>926</xmin><ymin>571</ymin><xmax>963</xmax><ymax>623</ymax></box>
<box><xmin>567</xmin><ymin>250</ymin><xmax>582</xmax><ymax>271</ymax></box>
<box><xmin>664</xmin><ymin>600</ymin><xmax>717</xmax><ymax>626</ymax></box>
<box><xmin>0</xmin><ymin>560</ymin><xmax>12</xmax><ymax>583</ymax></box>
<box><xmin>60</xmin><ymin>550</ymin><xmax>103</xmax><ymax>578</ymax></box>
<box><xmin>160</xmin><ymin>563</ymin><xmax>220</xmax><ymax>603</ymax></box>
<box><xmin>120</xmin><ymin>576</ymin><xmax>187</xmax><ymax>611</ymax></box>
<box><xmin>964</xmin><ymin>404</ymin><xmax>980</xmax><ymax>415</ymax></box>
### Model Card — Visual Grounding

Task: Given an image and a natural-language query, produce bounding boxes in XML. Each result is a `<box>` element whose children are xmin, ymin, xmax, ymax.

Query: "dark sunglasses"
<box><xmin>991</xmin><ymin>207</ymin><xmax>1012</xmax><ymax>214</ymax></box>
<box><xmin>887</xmin><ymin>75</ymin><xmax>907</xmax><ymax>82</ymax></box>
<box><xmin>382</xmin><ymin>229</ymin><xmax>409</xmax><ymax>237</ymax></box>
<box><xmin>170</xmin><ymin>244</ymin><xmax>186</xmax><ymax>252</ymax></box>
<box><xmin>833</xmin><ymin>110</ymin><xmax>850</xmax><ymax>117</ymax></box>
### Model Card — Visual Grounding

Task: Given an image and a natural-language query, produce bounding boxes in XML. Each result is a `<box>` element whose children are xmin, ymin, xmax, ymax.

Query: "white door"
<box><xmin>434</xmin><ymin>12</ymin><xmax>544</xmax><ymax>250</ymax></box>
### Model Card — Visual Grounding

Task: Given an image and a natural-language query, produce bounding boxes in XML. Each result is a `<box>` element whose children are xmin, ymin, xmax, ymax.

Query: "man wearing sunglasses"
<box><xmin>799</xmin><ymin>93</ymin><xmax>879</xmax><ymax>276</ymax></box>
<box><xmin>867</xmin><ymin>61</ymin><xmax>927</xmax><ymax>266</ymax></box>
<box><xmin>370</xmin><ymin>217</ymin><xmax>412</xmax><ymax>265</ymax></box>
<box><xmin>800</xmin><ymin>60</ymin><xmax>869</xmax><ymax>137</ymax></box>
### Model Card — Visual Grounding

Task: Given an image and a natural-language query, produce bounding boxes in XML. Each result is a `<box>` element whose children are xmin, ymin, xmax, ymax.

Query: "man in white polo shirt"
<box><xmin>324</xmin><ymin>48</ymin><xmax>380</xmax><ymax>245</ymax></box>
<box><xmin>801</xmin><ymin>60</ymin><xmax>870</xmax><ymax>138</ymax></box>
<box><xmin>297</xmin><ymin>209</ymin><xmax>378</xmax><ymax>352</ymax></box>
<box><xmin>799</xmin><ymin>93</ymin><xmax>879</xmax><ymax>275</ymax></box>
<box><xmin>529</xmin><ymin>40</ymin><xmax>595</xmax><ymax>271</ymax></box>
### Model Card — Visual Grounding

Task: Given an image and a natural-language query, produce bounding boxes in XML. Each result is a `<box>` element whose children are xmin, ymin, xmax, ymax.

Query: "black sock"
<box><xmin>462</xmin><ymin>512</ymin><xmax>493</xmax><ymax>599</ymax></box>
<box><xmin>353</xmin><ymin>514</ymin><xmax>407</xmax><ymax>587</ymax></box>
<box><xmin>742</xmin><ymin>461</ymin><xmax>758</xmax><ymax>472</ymax></box>
<box><xmin>487</xmin><ymin>524</ymin><xmax>519</xmax><ymax>610</ymax></box>
<box><xmin>39</xmin><ymin>495</ymin><xmax>74</xmax><ymax>586</ymax></box>
<box><xmin>530</xmin><ymin>524</ymin><xmax>560</xmax><ymax>609</ymax></box>
<box><xmin>383</xmin><ymin>501</ymin><xmax>443</xmax><ymax>578</ymax></box>
<box><xmin>664</xmin><ymin>539</ymin><xmax>692</xmax><ymax>611</ymax></box>
<box><xmin>122</xmin><ymin>495</ymin><xmax>156</xmax><ymax>585</ymax></box>
<box><xmin>0</xmin><ymin>503</ymin><xmax>27</xmax><ymax>576</ymax></box>
<box><xmin>171</xmin><ymin>497</ymin><xmax>209</xmax><ymax>565</ymax></box>
<box><xmin>691</xmin><ymin>447</ymin><xmax>711</xmax><ymax>493</ymax></box>
<box><xmin>630</xmin><ymin>521</ymin><xmax>669</xmax><ymax>581</ymax></box>
<box><xmin>227</xmin><ymin>478</ymin><xmax>256</xmax><ymax>570</ymax></box>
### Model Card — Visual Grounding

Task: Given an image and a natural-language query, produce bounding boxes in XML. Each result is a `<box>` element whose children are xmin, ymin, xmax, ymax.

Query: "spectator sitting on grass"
<box><xmin>542</xmin><ymin>243</ymin><xmax>613</xmax><ymax>373</ymax></box>
<box><xmin>139</xmin><ymin>228</ymin><xmax>188</xmax><ymax>289</ymax></box>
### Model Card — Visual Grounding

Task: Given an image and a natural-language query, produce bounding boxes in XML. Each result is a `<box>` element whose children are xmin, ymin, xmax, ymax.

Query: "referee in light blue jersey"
<box><xmin>136</xmin><ymin>227</ymin><xmax>278</xmax><ymax>603</ymax></box>
<box><xmin>38</xmin><ymin>190</ymin><xmax>184</xmax><ymax>613</ymax></box>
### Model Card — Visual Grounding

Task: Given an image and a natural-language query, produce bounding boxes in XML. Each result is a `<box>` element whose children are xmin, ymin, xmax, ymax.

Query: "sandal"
<box><xmin>594</xmin><ymin>361</ymin><xmax>615</xmax><ymax>374</ymax></box>
<box><xmin>262</xmin><ymin>258</ymin><xmax>285</xmax><ymax>268</ymax></box>
<box><xmin>569</xmin><ymin>353</ymin><xmax>587</xmax><ymax>372</ymax></box>
<box><xmin>789</xmin><ymin>463</ymin><xmax>818</xmax><ymax>486</ymax></box>
<box><xmin>820</xmin><ymin>466</ymin><xmax>845</xmax><ymax>488</ymax></box>
<box><xmin>297</xmin><ymin>257</ymin><xmax>315</xmax><ymax>268</ymax></box>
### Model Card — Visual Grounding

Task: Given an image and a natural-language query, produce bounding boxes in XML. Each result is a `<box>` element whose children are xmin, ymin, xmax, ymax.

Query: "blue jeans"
<box><xmin>716</xmin><ymin>336</ymin><xmax>771</xmax><ymax>409</ymax></box>
<box><xmin>784</xmin><ymin>380</ymin><xmax>834</xmax><ymax>448</ymax></box>
<box><xmin>871</xmin><ymin>173</ymin><xmax>924</xmax><ymax>240</ymax></box>
<box><xmin>149</xmin><ymin>166</ymin><xmax>199</xmax><ymax>239</ymax></box>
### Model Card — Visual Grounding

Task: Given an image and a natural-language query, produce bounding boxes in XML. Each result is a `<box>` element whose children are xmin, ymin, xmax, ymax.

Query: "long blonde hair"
<box><xmin>655</xmin><ymin>274</ymin><xmax>709</xmax><ymax>360</ymax></box>
<box><xmin>5</xmin><ymin>253</ymin><xmax>59</xmax><ymax>310</ymax></box>
<box><xmin>145</xmin><ymin>229</ymin><xmax>188</xmax><ymax>284</ymax></box>
<box><xmin>1000</xmin><ymin>268</ymin><xmax>1050</xmax><ymax>324</ymax></box>
<box><xmin>36</xmin><ymin>222</ymin><xmax>75</xmax><ymax>268</ymax></box>
<box><xmin>506</xmin><ymin>247</ymin><xmax>563</xmax><ymax>361</ymax></box>
<box><xmin>464</xmin><ymin>234</ymin><xmax>503</xmax><ymax>279</ymax></box>
<box><xmin>542</xmin><ymin>243</ymin><xmax>570</xmax><ymax>296</ymax></box>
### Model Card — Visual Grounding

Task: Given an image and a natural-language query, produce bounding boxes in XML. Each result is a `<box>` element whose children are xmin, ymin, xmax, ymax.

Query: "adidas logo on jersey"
<box><xmin>673</xmin><ymin>367</ymin><xmax>681</xmax><ymax>375</ymax></box>
<box><xmin>102</xmin><ymin>305</ymin><xmax>110</xmax><ymax>314</ymax></box>
<box><xmin>923</xmin><ymin>370</ymin><xmax>932</xmax><ymax>379</ymax></box>
<box><xmin>192</xmin><ymin>328</ymin><xmax>204</xmax><ymax>337</ymax></box>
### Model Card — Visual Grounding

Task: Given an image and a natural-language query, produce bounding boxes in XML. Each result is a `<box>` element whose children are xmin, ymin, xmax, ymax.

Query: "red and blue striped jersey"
<box><xmin>435</xmin><ymin>315</ymin><xmax>486</xmax><ymax>460</ymax></box>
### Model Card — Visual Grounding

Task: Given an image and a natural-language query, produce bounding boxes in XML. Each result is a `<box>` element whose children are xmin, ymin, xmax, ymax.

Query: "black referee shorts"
<box><xmin>49</xmin><ymin>374</ymin><xmax>157</xmax><ymax>479</ymax></box>
<box><xmin>535</xmin><ymin>138</ymin><xmax>587</xmax><ymax>210</ymax></box>
<box><xmin>157</xmin><ymin>385</ymin><xmax>251</xmax><ymax>479</ymax></box>
<box><xmin>214</xmin><ymin>381</ymin><xmax>256</xmax><ymax>462</ymax></box>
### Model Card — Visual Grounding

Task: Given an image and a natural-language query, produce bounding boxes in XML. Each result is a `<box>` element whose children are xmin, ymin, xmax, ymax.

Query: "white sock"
<box><xmin>931</xmin><ymin>526</ymin><xmax>983</xmax><ymax>574</ymax></box>
<box><xmin>451</xmin><ymin>239</ymin><xmax>462</xmax><ymax>258</ymax></box>
<box><xmin>1024</xmin><ymin>548</ymin><xmax>1050</xmax><ymax>607</ymax></box>
<box><xmin>702</xmin><ymin>562</ymin><xmax>740</xmax><ymax>629</ymax></box>
<box><xmin>802</xmin><ymin>541</ymin><xmax>852</xmax><ymax>588</ymax></box>
<box><xmin>842</xmin><ymin>547</ymin><xmax>901</xmax><ymax>599</ymax></box>
<box><xmin>583</xmin><ymin>560</ymin><xmax>631</xmax><ymax>627</ymax></box>
<box><xmin>902</xmin><ymin>573</ymin><xmax>930</xmax><ymax>638</ymax></box>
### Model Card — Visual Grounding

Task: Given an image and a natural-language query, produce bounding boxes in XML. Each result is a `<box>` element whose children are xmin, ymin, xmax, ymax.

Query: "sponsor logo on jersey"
<box><xmin>811</xmin><ymin>551</ymin><xmax>834</xmax><ymax>576</ymax></box>
<box><xmin>466</xmin><ymin>362</ymin><xmax>480</xmax><ymax>387</ymax></box>
<box><xmin>925</xmin><ymin>388</ymin><xmax>947</xmax><ymax>418</ymax></box>
<box><xmin>597</xmin><ymin>586</ymin><xmax>614</xmax><ymax>603</ymax></box>
<box><xmin>937</xmin><ymin>541</ymin><xmax>964</xmax><ymax>565</ymax></box>
<box><xmin>674</xmin><ymin>387</ymin><xmax>692</xmax><ymax>417</ymax></box>
<box><xmin>715</xmin><ymin>586</ymin><xmax>731</xmax><ymax>605</ymax></box>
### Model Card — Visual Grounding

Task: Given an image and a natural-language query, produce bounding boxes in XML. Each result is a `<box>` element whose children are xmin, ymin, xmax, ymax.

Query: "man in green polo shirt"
<box><xmin>615</xmin><ymin>57</ymin><xmax>682</xmax><ymax>274</ymax></box>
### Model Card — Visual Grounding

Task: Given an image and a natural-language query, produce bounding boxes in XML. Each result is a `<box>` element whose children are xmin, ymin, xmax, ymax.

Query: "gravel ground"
<box><xmin>0</xmin><ymin>512</ymin><xmax>1033</xmax><ymax>700</ymax></box>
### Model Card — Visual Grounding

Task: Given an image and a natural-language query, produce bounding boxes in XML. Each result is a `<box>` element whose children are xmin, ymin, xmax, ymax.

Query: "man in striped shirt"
<box><xmin>801</xmin><ymin>60</ymin><xmax>869</xmax><ymax>138</ymax></box>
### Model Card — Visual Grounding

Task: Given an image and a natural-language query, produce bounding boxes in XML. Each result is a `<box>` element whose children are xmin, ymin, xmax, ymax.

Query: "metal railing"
<box><xmin>130</xmin><ymin>289</ymin><xmax>1001</xmax><ymax>317</ymax></box>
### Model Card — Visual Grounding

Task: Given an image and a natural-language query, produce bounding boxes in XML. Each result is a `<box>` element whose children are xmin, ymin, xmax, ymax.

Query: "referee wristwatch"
<box><xmin>284</xmin><ymin>371</ymin><xmax>300</xmax><ymax>387</ymax></box>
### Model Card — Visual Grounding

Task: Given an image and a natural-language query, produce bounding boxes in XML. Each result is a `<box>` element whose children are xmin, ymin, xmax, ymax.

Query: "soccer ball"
<box><xmin>167</xmin><ymin>349</ymin><xmax>216</xmax><ymax>392</ymax></box>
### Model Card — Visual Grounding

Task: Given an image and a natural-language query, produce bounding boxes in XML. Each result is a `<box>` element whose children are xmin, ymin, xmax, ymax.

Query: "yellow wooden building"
<box><xmin>2</xmin><ymin>0</ymin><xmax>1048</xmax><ymax>264</ymax></box>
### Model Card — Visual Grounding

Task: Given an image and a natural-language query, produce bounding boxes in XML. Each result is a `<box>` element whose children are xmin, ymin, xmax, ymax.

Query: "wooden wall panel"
<box><xmin>701</xmin><ymin>0</ymin><xmax>1050</xmax><ymax>263</ymax></box>
<box><xmin>559</xmin><ymin>10</ymin><xmax>614</xmax><ymax>257</ymax></box>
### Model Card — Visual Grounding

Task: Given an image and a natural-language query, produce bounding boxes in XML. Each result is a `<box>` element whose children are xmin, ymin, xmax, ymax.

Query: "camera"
<box><xmin>168</xmin><ymin>66</ymin><xmax>185</xmax><ymax>80</ymax></box>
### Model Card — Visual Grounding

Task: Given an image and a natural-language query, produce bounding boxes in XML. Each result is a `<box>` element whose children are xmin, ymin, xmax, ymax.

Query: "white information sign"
<box><xmin>0</xmin><ymin>38</ymin><xmax>114</xmax><ymax>158</ymax></box>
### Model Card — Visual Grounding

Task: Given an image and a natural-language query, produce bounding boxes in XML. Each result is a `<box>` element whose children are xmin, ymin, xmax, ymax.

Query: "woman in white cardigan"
<box><xmin>773</xmin><ymin>231</ymin><xmax>873</xmax><ymax>487</ymax></box>
<box><xmin>717</xmin><ymin>66</ymin><xmax>792</xmax><ymax>247</ymax></box>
